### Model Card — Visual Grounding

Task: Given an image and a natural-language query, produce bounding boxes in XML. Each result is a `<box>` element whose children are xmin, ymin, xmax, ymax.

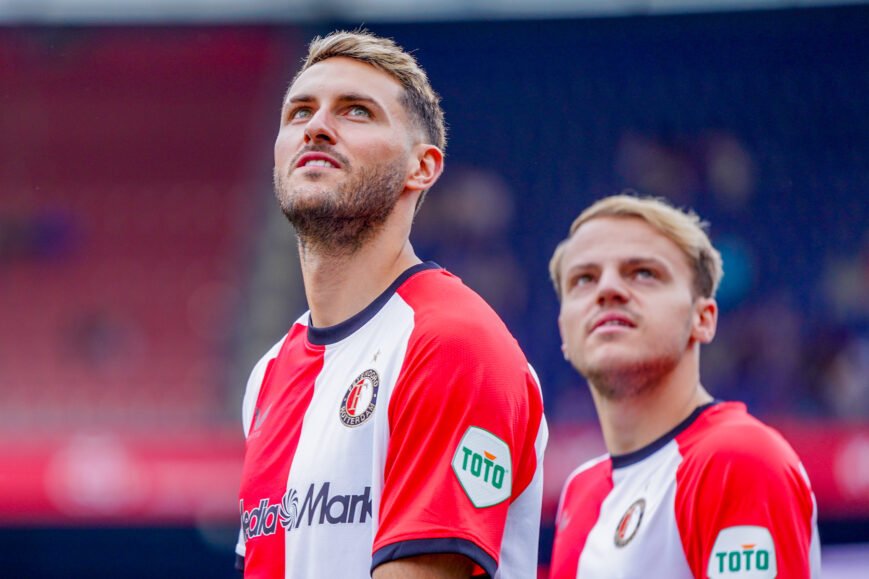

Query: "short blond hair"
<box><xmin>549</xmin><ymin>193</ymin><xmax>724</xmax><ymax>301</ymax></box>
<box><xmin>293</xmin><ymin>29</ymin><xmax>446</xmax><ymax>152</ymax></box>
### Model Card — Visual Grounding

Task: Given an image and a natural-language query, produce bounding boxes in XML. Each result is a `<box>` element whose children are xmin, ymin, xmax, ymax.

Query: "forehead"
<box><xmin>287</xmin><ymin>56</ymin><xmax>405</xmax><ymax>107</ymax></box>
<box><xmin>561</xmin><ymin>216</ymin><xmax>691</xmax><ymax>272</ymax></box>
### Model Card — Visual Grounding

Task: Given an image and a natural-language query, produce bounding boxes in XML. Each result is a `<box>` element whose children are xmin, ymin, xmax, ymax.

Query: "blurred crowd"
<box><xmin>2</xmin><ymin>9</ymin><xmax>867</xmax><ymax>429</ymax></box>
<box><xmin>413</xmin><ymin>127</ymin><xmax>869</xmax><ymax>424</ymax></box>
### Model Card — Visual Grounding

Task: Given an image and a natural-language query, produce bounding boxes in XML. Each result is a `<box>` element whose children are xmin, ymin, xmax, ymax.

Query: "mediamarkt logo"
<box><xmin>240</xmin><ymin>483</ymin><xmax>372</xmax><ymax>540</ymax></box>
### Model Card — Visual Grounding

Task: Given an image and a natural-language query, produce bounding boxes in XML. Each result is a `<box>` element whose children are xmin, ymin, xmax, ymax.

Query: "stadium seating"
<box><xmin>0</xmin><ymin>27</ymin><xmax>283</xmax><ymax>427</ymax></box>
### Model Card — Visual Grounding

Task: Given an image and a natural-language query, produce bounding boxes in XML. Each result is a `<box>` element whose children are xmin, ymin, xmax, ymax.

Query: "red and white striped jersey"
<box><xmin>550</xmin><ymin>402</ymin><xmax>820</xmax><ymax>579</ymax></box>
<box><xmin>237</xmin><ymin>263</ymin><xmax>548</xmax><ymax>578</ymax></box>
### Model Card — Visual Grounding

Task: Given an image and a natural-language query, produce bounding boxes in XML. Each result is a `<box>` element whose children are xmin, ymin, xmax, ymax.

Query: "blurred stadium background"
<box><xmin>1</xmin><ymin>0</ymin><xmax>868</xmax><ymax>576</ymax></box>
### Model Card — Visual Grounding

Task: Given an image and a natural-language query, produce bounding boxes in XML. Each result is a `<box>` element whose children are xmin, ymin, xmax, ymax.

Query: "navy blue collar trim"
<box><xmin>610</xmin><ymin>401</ymin><xmax>720</xmax><ymax>469</ymax></box>
<box><xmin>306</xmin><ymin>261</ymin><xmax>440</xmax><ymax>346</ymax></box>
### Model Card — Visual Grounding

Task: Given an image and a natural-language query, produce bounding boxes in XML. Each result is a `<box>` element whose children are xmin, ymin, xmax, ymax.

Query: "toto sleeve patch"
<box><xmin>451</xmin><ymin>426</ymin><xmax>512</xmax><ymax>508</ymax></box>
<box><xmin>707</xmin><ymin>525</ymin><xmax>777</xmax><ymax>578</ymax></box>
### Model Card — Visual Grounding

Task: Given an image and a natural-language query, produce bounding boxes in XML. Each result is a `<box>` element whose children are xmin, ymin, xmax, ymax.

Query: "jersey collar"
<box><xmin>306</xmin><ymin>261</ymin><xmax>441</xmax><ymax>346</ymax></box>
<box><xmin>610</xmin><ymin>401</ymin><xmax>721</xmax><ymax>469</ymax></box>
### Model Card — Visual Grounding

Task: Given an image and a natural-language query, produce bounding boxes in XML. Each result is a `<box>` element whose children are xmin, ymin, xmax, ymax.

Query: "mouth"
<box><xmin>296</xmin><ymin>153</ymin><xmax>341</xmax><ymax>169</ymax></box>
<box><xmin>591</xmin><ymin>313</ymin><xmax>636</xmax><ymax>333</ymax></box>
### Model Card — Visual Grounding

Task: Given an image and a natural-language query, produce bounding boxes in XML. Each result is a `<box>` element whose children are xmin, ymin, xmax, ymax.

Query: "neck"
<box><xmin>590</xmin><ymin>350</ymin><xmax>713</xmax><ymax>456</ymax></box>
<box><xmin>298</xmin><ymin>196</ymin><xmax>420</xmax><ymax>328</ymax></box>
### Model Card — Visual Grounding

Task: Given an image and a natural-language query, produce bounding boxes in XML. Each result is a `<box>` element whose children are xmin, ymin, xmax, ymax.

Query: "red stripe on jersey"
<box><xmin>374</xmin><ymin>269</ymin><xmax>544</xmax><ymax>570</ymax></box>
<box><xmin>549</xmin><ymin>459</ymin><xmax>612</xmax><ymax>579</ymax></box>
<box><xmin>674</xmin><ymin>403</ymin><xmax>817</xmax><ymax>578</ymax></box>
<box><xmin>238</xmin><ymin>324</ymin><xmax>322</xmax><ymax>578</ymax></box>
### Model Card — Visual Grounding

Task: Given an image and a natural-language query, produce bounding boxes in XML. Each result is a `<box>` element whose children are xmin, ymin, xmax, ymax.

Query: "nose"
<box><xmin>303</xmin><ymin>109</ymin><xmax>337</xmax><ymax>145</ymax></box>
<box><xmin>596</xmin><ymin>269</ymin><xmax>629</xmax><ymax>306</ymax></box>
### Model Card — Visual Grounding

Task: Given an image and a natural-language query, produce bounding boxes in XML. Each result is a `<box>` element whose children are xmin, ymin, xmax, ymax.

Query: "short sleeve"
<box><xmin>675</xmin><ymin>419</ymin><xmax>820</xmax><ymax>579</ymax></box>
<box><xmin>372</xmin><ymin>317</ymin><xmax>545</xmax><ymax>577</ymax></box>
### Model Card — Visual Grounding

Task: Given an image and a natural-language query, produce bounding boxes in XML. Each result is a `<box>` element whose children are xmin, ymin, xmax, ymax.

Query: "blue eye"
<box><xmin>568</xmin><ymin>273</ymin><xmax>594</xmax><ymax>289</ymax></box>
<box><xmin>348</xmin><ymin>105</ymin><xmax>371</xmax><ymax>117</ymax></box>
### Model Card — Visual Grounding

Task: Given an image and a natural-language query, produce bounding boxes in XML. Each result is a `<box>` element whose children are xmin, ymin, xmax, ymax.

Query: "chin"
<box><xmin>586</xmin><ymin>344</ymin><xmax>639</xmax><ymax>366</ymax></box>
<box><xmin>579</xmin><ymin>351</ymin><xmax>644</xmax><ymax>378</ymax></box>
<box><xmin>281</xmin><ymin>186</ymin><xmax>334</xmax><ymax>209</ymax></box>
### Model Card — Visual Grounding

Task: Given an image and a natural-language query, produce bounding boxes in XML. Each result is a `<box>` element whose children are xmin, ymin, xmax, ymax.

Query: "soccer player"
<box><xmin>548</xmin><ymin>194</ymin><xmax>820</xmax><ymax>578</ymax></box>
<box><xmin>236</xmin><ymin>30</ymin><xmax>547</xmax><ymax>578</ymax></box>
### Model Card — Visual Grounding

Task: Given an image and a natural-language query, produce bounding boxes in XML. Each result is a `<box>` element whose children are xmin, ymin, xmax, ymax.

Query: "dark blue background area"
<box><xmin>352</xmin><ymin>6</ymin><xmax>869</xmax><ymax>419</ymax></box>
<box><xmin>1</xmin><ymin>518</ymin><xmax>866</xmax><ymax>576</ymax></box>
<box><xmin>0</xmin><ymin>527</ymin><xmax>239</xmax><ymax>578</ymax></box>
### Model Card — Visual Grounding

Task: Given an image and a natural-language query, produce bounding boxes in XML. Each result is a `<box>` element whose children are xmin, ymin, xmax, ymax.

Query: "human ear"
<box><xmin>691</xmin><ymin>297</ymin><xmax>718</xmax><ymax>344</ymax></box>
<box><xmin>405</xmin><ymin>144</ymin><xmax>443</xmax><ymax>192</ymax></box>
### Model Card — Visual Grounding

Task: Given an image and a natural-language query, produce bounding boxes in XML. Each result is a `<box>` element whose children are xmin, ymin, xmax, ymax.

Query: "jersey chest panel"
<box><xmin>577</xmin><ymin>441</ymin><xmax>692</xmax><ymax>578</ymax></box>
<box><xmin>245</xmin><ymin>296</ymin><xmax>416</xmax><ymax>578</ymax></box>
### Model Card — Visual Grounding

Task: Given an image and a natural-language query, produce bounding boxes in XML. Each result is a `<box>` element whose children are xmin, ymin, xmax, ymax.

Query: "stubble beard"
<box><xmin>274</xmin><ymin>159</ymin><xmax>406</xmax><ymax>256</ymax></box>
<box><xmin>582</xmin><ymin>354</ymin><xmax>680</xmax><ymax>401</ymax></box>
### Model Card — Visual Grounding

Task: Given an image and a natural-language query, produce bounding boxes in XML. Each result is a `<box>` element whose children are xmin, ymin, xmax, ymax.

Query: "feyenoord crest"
<box><xmin>339</xmin><ymin>369</ymin><xmax>379</xmax><ymax>427</ymax></box>
<box><xmin>614</xmin><ymin>498</ymin><xmax>645</xmax><ymax>547</ymax></box>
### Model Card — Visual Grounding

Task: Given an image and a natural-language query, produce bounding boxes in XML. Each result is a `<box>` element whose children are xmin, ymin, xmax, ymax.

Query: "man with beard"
<box><xmin>547</xmin><ymin>194</ymin><xmax>820</xmax><ymax>578</ymax></box>
<box><xmin>235</xmin><ymin>30</ymin><xmax>547</xmax><ymax>579</ymax></box>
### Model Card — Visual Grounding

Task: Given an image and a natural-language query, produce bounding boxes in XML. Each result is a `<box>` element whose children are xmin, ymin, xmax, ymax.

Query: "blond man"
<box><xmin>236</xmin><ymin>30</ymin><xmax>547</xmax><ymax>578</ymax></box>
<box><xmin>548</xmin><ymin>194</ymin><xmax>819</xmax><ymax>578</ymax></box>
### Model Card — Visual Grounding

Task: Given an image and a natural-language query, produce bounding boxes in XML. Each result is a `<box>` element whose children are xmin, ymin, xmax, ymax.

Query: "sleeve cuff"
<box><xmin>371</xmin><ymin>537</ymin><xmax>496</xmax><ymax>578</ymax></box>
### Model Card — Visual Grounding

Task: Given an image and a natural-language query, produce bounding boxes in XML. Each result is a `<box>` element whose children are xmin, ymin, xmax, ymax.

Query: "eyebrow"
<box><xmin>622</xmin><ymin>257</ymin><xmax>669</xmax><ymax>269</ymax></box>
<box><xmin>564</xmin><ymin>262</ymin><xmax>596</xmax><ymax>274</ymax></box>
<box><xmin>284</xmin><ymin>93</ymin><xmax>381</xmax><ymax>108</ymax></box>
<box><xmin>564</xmin><ymin>256</ymin><xmax>671</xmax><ymax>274</ymax></box>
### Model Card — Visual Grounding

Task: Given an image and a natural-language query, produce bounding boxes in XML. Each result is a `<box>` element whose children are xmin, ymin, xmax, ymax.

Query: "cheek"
<box><xmin>364</xmin><ymin>128</ymin><xmax>410</xmax><ymax>157</ymax></box>
<box><xmin>664</xmin><ymin>299</ymin><xmax>696</xmax><ymax>335</ymax></box>
<box><xmin>559</xmin><ymin>305</ymin><xmax>584</xmax><ymax>341</ymax></box>
<box><xmin>274</xmin><ymin>130</ymin><xmax>298</xmax><ymax>165</ymax></box>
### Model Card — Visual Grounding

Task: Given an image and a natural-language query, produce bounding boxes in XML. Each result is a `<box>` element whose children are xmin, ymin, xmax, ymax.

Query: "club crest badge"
<box><xmin>339</xmin><ymin>369</ymin><xmax>379</xmax><ymax>427</ymax></box>
<box><xmin>614</xmin><ymin>498</ymin><xmax>645</xmax><ymax>547</ymax></box>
